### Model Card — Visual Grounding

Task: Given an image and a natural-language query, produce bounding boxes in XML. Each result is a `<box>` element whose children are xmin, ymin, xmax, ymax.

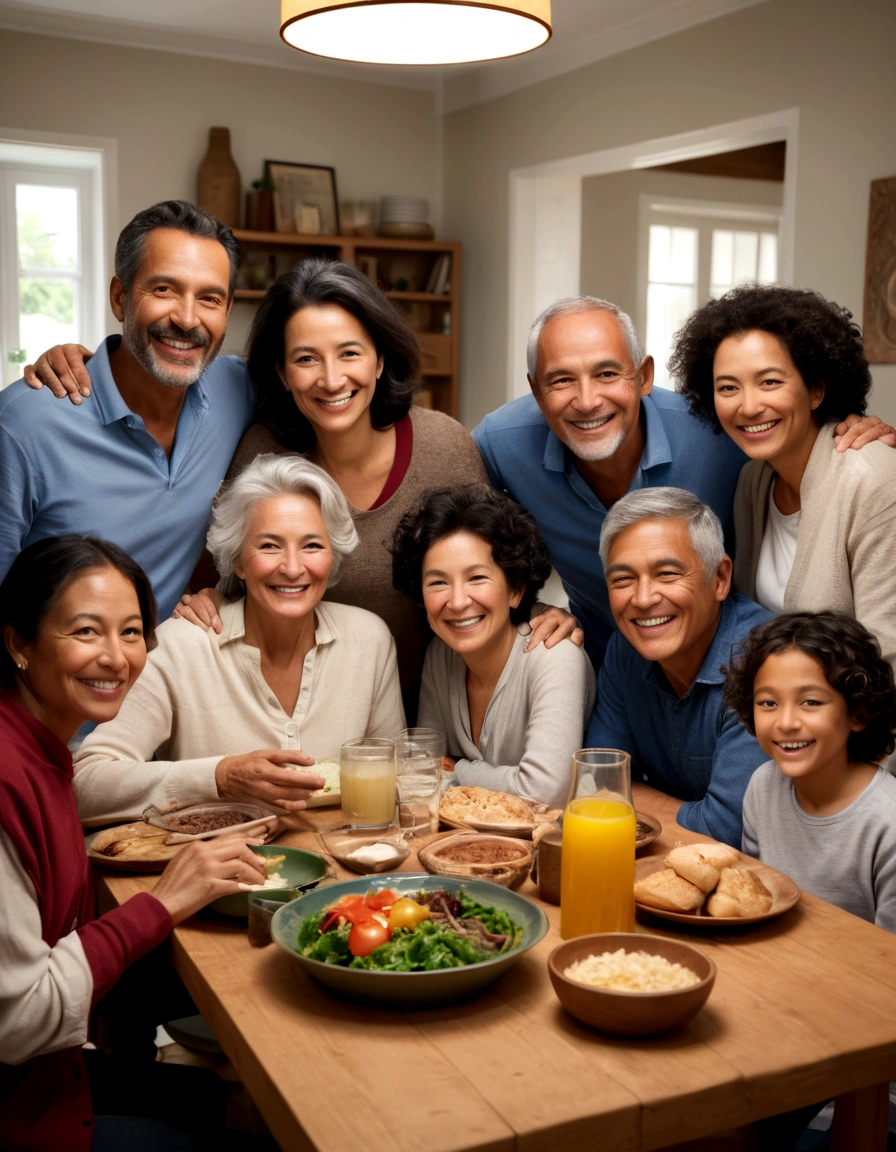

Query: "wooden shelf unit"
<box><xmin>232</xmin><ymin>230</ymin><xmax>461</xmax><ymax>419</ymax></box>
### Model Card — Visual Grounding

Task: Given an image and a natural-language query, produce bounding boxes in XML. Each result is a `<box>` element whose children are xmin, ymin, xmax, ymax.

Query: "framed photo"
<box><xmin>265</xmin><ymin>160</ymin><xmax>339</xmax><ymax>236</ymax></box>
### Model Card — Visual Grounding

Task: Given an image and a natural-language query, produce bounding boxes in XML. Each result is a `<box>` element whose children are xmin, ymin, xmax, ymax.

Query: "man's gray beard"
<box><xmin>123</xmin><ymin>313</ymin><xmax>222</xmax><ymax>389</ymax></box>
<box><xmin>566</xmin><ymin>423</ymin><xmax>627</xmax><ymax>462</ymax></box>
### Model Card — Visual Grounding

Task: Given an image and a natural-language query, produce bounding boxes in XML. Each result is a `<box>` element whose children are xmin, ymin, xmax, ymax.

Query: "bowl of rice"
<box><xmin>547</xmin><ymin>933</ymin><xmax>716</xmax><ymax>1036</ymax></box>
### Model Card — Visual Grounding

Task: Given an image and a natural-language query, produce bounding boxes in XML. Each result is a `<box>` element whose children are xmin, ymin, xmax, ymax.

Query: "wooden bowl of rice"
<box><xmin>547</xmin><ymin>933</ymin><xmax>716</xmax><ymax>1036</ymax></box>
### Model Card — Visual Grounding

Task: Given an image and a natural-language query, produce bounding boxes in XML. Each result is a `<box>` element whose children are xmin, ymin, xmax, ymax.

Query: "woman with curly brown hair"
<box><xmin>392</xmin><ymin>485</ymin><xmax>595</xmax><ymax>807</ymax></box>
<box><xmin>724</xmin><ymin>610</ymin><xmax>896</xmax><ymax>930</ymax></box>
<box><xmin>670</xmin><ymin>284</ymin><xmax>896</xmax><ymax>675</ymax></box>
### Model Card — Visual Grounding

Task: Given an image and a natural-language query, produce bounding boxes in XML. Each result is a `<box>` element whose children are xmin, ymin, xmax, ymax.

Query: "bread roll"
<box><xmin>706</xmin><ymin>867</ymin><xmax>773</xmax><ymax>918</ymax></box>
<box><xmin>665</xmin><ymin>846</ymin><xmax>721</xmax><ymax>893</ymax></box>
<box><xmin>634</xmin><ymin>869</ymin><xmax>706</xmax><ymax>913</ymax></box>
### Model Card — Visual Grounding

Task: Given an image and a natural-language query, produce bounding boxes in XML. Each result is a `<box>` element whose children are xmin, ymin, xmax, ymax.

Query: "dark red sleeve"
<box><xmin>76</xmin><ymin>893</ymin><xmax>174</xmax><ymax>1006</ymax></box>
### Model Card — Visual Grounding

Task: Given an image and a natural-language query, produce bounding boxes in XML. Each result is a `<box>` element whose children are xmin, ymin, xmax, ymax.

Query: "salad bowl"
<box><xmin>270</xmin><ymin>873</ymin><xmax>548</xmax><ymax>1008</ymax></box>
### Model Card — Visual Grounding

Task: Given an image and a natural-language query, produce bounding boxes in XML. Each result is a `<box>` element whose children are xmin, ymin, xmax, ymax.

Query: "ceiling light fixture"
<box><xmin>280</xmin><ymin>0</ymin><xmax>551</xmax><ymax>66</ymax></box>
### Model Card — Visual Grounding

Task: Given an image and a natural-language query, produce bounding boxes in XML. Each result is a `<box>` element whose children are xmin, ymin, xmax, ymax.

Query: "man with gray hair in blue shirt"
<box><xmin>585</xmin><ymin>487</ymin><xmax>771</xmax><ymax>846</ymax></box>
<box><xmin>473</xmin><ymin>295</ymin><xmax>891</xmax><ymax>671</ymax></box>
<box><xmin>0</xmin><ymin>200</ymin><xmax>256</xmax><ymax>619</ymax></box>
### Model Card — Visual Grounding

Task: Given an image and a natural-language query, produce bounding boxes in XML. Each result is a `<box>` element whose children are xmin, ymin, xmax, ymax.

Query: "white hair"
<box><xmin>599</xmin><ymin>487</ymin><xmax>725</xmax><ymax>581</ymax></box>
<box><xmin>526</xmin><ymin>296</ymin><xmax>644</xmax><ymax>381</ymax></box>
<box><xmin>207</xmin><ymin>454</ymin><xmax>359</xmax><ymax>599</ymax></box>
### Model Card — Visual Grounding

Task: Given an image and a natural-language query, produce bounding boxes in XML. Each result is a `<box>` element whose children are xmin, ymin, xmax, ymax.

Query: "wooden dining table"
<box><xmin>95</xmin><ymin>784</ymin><xmax>896</xmax><ymax>1152</ymax></box>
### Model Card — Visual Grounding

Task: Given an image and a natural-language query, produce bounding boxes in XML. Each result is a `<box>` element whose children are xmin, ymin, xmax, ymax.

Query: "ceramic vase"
<box><xmin>196</xmin><ymin>127</ymin><xmax>241</xmax><ymax>228</ymax></box>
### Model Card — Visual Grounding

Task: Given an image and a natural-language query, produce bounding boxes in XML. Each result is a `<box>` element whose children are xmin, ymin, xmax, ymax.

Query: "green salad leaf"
<box><xmin>297</xmin><ymin>909</ymin><xmax>352</xmax><ymax>965</ymax></box>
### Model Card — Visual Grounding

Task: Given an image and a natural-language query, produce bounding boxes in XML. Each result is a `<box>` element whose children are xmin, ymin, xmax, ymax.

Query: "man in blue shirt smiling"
<box><xmin>0</xmin><ymin>201</ymin><xmax>256</xmax><ymax>618</ymax></box>
<box><xmin>585</xmin><ymin>487</ymin><xmax>771</xmax><ymax>846</ymax></box>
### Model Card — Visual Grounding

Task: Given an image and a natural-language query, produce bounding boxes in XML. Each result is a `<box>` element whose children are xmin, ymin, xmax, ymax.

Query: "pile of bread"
<box><xmin>634</xmin><ymin>843</ymin><xmax>773</xmax><ymax>918</ymax></box>
<box><xmin>439</xmin><ymin>786</ymin><xmax>535</xmax><ymax>826</ymax></box>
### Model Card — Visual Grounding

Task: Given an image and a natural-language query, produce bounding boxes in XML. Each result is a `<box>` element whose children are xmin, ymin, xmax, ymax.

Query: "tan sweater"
<box><xmin>226</xmin><ymin>406</ymin><xmax>489</xmax><ymax>717</ymax></box>
<box><xmin>73</xmin><ymin>599</ymin><xmax>405</xmax><ymax>825</ymax></box>
<box><xmin>733</xmin><ymin>424</ymin><xmax>896</xmax><ymax>673</ymax></box>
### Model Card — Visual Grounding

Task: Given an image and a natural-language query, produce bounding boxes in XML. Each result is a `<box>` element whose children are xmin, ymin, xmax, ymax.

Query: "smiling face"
<box><xmin>112</xmin><ymin>227</ymin><xmax>232</xmax><ymax>389</ymax></box>
<box><xmin>235</xmin><ymin>494</ymin><xmax>333</xmax><ymax>625</ymax></box>
<box><xmin>605</xmin><ymin>518</ymin><xmax>731</xmax><ymax>694</ymax></box>
<box><xmin>277</xmin><ymin>304</ymin><xmax>384</xmax><ymax>439</ymax></box>
<box><xmin>530</xmin><ymin>309</ymin><xmax>652</xmax><ymax>463</ymax></box>
<box><xmin>5</xmin><ymin>566</ymin><xmax>147</xmax><ymax>742</ymax></box>
<box><xmin>752</xmin><ymin>647</ymin><xmax>864</xmax><ymax>783</ymax></box>
<box><xmin>421</xmin><ymin>532</ymin><xmax>522</xmax><ymax>664</ymax></box>
<box><xmin>712</xmin><ymin>329</ymin><xmax>823</xmax><ymax>465</ymax></box>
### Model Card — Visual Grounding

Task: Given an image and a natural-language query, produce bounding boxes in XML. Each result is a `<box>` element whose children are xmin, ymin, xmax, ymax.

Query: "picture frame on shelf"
<box><xmin>265</xmin><ymin>160</ymin><xmax>339</xmax><ymax>236</ymax></box>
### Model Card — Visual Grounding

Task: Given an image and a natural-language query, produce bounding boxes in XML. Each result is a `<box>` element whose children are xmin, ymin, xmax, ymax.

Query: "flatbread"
<box><xmin>439</xmin><ymin>786</ymin><xmax>534</xmax><ymax>826</ymax></box>
<box><xmin>93</xmin><ymin>822</ymin><xmax>180</xmax><ymax>862</ymax></box>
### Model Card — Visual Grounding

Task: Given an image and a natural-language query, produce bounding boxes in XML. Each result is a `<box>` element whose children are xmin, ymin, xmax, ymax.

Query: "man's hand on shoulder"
<box><xmin>833</xmin><ymin>413</ymin><xmax>896</xmax><ymax>451</ymax></box>
<box><xmin>23</xmin><ymin>344</ymin><xmax>94</xmax><ymax>404</ymax></box>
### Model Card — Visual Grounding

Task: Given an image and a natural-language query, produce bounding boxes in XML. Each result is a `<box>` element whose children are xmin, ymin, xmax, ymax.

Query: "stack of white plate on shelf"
<box><xmin>378</xmin><ymin>195</ymin><xmax>434</xmax><ymax>239</ymax></box>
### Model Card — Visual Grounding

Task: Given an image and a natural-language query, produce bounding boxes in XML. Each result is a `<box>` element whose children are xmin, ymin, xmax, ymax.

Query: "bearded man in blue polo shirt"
<box><xmin>473</xmin><ymin>296</ymin><xmax>893</xmax><ymax>671</ymax></box>
<box><xmin>0</xmin><ymin>200</ymin><xmax>256</xmax><ymax>618</ymax></box>
<box><xmin>585</xmin><ymin>487</ymin><xmax>771</xmax><ymax>847</ymax></box>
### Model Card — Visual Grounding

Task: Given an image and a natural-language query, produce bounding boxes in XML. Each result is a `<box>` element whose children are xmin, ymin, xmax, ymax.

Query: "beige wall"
<box><xmin>0</xmin><ymin>30</ymin><xmax>442</xmax><ymax>357</ymax></box>
<box><xmin>580</xmin><ymin>169</ymin><xmax>784</xmax><ymax>325</ymax></box>
<box><xmin>443</xmin><ymin>0</ymin><xmax>896</xmax><ymax>427</ymax></box>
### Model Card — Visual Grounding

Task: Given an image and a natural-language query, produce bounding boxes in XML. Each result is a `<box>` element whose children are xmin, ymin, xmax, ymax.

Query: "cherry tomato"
<box><xmin>388</xmin><ymin>898</ymin><xmax>431</xmax><ymax>931</ymax></box>
<box><xmin>348</xmin><ymin>918</ymin><xmax>392</xmax><ymax>957</ymax></box>
<box><xmin>365</xmin><ymin>889</ymin><xmax>399</xmax><ymax>911</ymax></box>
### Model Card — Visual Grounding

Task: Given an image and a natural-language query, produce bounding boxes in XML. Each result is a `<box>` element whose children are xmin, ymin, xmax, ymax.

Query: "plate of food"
<box><xmin>417</xmin><ymin>833</ymin><xmax>533</xmax><ymax>889</ymax></box>
<box><xmin>143</xmin><ymin>801</ymin><xmax>279</xmax><ymax>842</ymax></box>
<box><xmin>439</xmin><ymin>786</ymin><xmax>562</xmax><ymax>837</ymax></box>
<box><xmin>303</xmin><ymin>758</ymin><xmax>341</xmax><ymax>808</ymax></box>
<box><xmin>87</xmin><ymin>821</ymin><xmax>185</xmax><ymax>873</ymax></box>
<box><xmin>209</xmin><ymin>844</ymin><xmax>329</xmax><ymax>918</ymax></box>
<box><xmin>270</xmin><ymin>873</ymin><xmax>548</xmax><ymax>1008</ymax></box>
<box><xmin>635</xmin><ymin>812</ymin><xmax>662</xmax><ymax>851</ymax></box>
<box><xmin>634</xmin><ymin>844</ymin><xmax>800</xmax><ymax>927</ymax></box>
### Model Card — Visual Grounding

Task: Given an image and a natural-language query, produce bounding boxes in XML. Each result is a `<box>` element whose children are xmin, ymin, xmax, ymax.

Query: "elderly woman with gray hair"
<box><xmin>73</xmin><ymin>454</ymin><xmax>405</xmax><ymax>824</ymax></box>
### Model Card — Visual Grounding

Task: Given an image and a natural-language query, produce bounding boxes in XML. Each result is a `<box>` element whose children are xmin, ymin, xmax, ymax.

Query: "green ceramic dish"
<box><xmin>270</xmin><ymin>872</ymin><xmax>548</xmax><ymax>1008</ymax></box>
<box><xmin>209</xmin><ymin>844</ymin><xmax>328</xmax><ymax>919</ymax></box>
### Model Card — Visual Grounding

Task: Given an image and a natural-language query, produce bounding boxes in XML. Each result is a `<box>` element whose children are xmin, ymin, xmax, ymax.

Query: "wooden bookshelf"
<box><xmin>232</xmin><ymin>230</ymin><xmax>461</xmax><ymax>418</ymax></box>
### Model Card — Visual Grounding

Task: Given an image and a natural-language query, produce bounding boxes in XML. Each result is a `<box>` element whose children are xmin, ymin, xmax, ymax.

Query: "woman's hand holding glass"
<box><xmin>215</xmin><ymin>749</ymin><xmax>325</xmax><ymax>811</ymax></box>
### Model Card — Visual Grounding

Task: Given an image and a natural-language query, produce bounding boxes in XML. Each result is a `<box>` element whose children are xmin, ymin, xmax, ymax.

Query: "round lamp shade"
<box><xmin>280</xmin><ymin>0</ymin><xmax>552</xmax><ymax>66</ymax></box>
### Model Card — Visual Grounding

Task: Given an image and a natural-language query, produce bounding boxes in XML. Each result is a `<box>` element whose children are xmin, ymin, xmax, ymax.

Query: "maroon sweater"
<box><xmin>0</xmin><ymin>693</ymin><xmax>172</xmax><ymax>1151</ymax></box>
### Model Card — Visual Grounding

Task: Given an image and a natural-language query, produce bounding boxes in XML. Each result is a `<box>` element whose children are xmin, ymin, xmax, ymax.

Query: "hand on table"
<box><xmin>173</xmin><ymin>587</ymin><xmax>224</xmax><ymax>633</ymax></box>
<box><xmin>216</xmin><ymin>749</ymin><xmax>326</xmax><ymax>812</ymax></box>
<box><xmin>526</xmin><ymin>604</ymin><xmax>584</xmax><ymax>651</ymax></box>
<box><xmin>23</xmin><ymin>343</ymin><xmax>94</xmax><ymax>403</ymax></box>
<box><xmin>151</xmin><ymin>833</ymin><xmax>267</xmax><ymax>924</ymax></box>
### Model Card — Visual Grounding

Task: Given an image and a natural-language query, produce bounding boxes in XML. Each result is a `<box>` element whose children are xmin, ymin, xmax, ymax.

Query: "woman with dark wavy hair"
<box><xmin>670</xmin><ymin>283</ymin><xmax>896</xmax><ymax>676</ymax></box>
<box><xmin>392</xmin><ymin>485</ymin><xmax>595</xmax><ymax>807</ymax></box>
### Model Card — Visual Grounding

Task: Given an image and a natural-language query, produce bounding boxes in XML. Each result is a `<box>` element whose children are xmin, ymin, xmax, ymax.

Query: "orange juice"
<box><xmin>560</xmin><ymin>795</ymin><xmax>636</xmax><ymax>939</ymax></box>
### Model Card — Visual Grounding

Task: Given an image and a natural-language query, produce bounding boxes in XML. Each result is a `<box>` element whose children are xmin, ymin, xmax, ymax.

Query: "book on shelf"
<box><xmin>425</xmin><ymin>254</ymin><xmax>451</xmax><ymax>295</ymax></box>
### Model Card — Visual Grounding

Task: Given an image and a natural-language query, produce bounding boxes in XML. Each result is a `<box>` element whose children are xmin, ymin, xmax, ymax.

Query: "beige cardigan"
<box><xmin>74</xmin><ymin>599</ymin><xmax>405</xmax><ymax>825</ymax></box>
<box><xmin>732</xmin><ymin>424</ymin><xmax>896</xmax><ymax>673</ymax></box>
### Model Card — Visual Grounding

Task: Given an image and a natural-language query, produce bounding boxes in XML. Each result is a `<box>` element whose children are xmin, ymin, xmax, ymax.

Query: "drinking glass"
<box><xmin>393</xmin><ymin>727</ymin><xmax>444</xmax><ymax>837</ymax></box>
<box><xmin>339</xmin><ymin>738</ymin><xmax>397</xmax><ymax>829</ymax></box>
<box><xmin>560</xmin><ymin>749</ymin><xmax>636</xmax><ymax>939</ymax></box>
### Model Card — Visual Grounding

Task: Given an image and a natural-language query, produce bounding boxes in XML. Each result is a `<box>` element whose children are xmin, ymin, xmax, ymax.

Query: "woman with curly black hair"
<box><xmin>724</xmin><ymin>610</ymin><xmax>896</xmax><ymax>931</ymax></box>
<box><xmin>669</xmin><ymin>284</ymin><xmax>896</xmax><ymax>676</ymax></box>
<box><xmin>392</xmin><ymin>485</ymin><xmax>595</xmax><ymax>806</ymax></box>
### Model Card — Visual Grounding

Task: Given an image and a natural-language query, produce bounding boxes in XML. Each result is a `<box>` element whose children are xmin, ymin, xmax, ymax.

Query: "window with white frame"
<box><xmin>639</xmin><ymin>197</ymin><xmax>781</xmax><ymax>389</ymax></box>
<box><xmin>0</xmin><ymin>140</ymin><xmax>106</xmax><ymax>387</ymax></box>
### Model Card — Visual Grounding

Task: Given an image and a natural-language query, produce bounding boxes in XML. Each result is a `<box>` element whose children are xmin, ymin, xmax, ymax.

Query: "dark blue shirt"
<box><xmin>586</xmin><ymin>593</ymin><xmax>773</xmax><ymax>847</ymax></box>
<box><xmin>0</xmin><ymin>337</ymin><xmax>256</xmax><ymax>617</ymax></box>
<box><xmin>473</xmin><ymin>390</ymin><xmax>746</xmax><ymax>668</ymax></box>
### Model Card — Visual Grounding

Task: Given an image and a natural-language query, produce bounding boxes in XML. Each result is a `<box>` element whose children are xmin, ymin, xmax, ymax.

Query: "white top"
<box><xmin>417</xmin><ymin>628</ymin><xmax>596</xmax><ymax>809</ymax></box>
<box><xmin>754</xmin><ymin>482</ymin><xmax>801</xmax><ymax>614</ymax></box>
<box><xmin>74</xmin><ymin>599</ymin><xmax>405</xmax><ymax>825</ymax></box>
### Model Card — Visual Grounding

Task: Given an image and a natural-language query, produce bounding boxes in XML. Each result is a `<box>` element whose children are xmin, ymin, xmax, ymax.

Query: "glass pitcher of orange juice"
<box><xmin>560</xmin><ymin>749</ymin><xmax>636</xmax><ymax>939</ymax></box>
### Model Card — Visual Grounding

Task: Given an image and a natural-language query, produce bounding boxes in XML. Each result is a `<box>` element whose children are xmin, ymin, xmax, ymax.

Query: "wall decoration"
<box><xmin>266</xmin><ymin>160</ymin><xmax>339</xmax><ymax>236</ymax></box>
<box><xmin>863</xmin><ymin>175</ymin><xmax>896</xmax><ymax>363</ymax></box>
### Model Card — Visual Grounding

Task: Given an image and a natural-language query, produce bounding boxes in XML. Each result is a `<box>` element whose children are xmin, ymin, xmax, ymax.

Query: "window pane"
<box><xmin>758</xmin><ymin>232</ymin><xmax>778</xmax><ymax>282</ymax></box>
<box><xmin>646</xmin><ymin>283</ymin><xmax>696</xmax><ymax>389</ymax></box>
<box><xmin>649</xmin><ymin>224</ymin><xmax>697</xmax><ymax>285</ymax></box>
<box><xmin>711</xmin><ymin>230</ymin><xmax>734</xmax><ymax>287</ymax></box>
<box><xmin>733</xmin><ymin>231</ymin><xmax>758</xmax><ymax>282</ymax></box>
<box><xmin>16</xmin><ymin>184</ymin><xmax>79</xmax><ymax>272</ymax></box>
<box><xmin>19</xmin><ymin>278</ymin><xmax>78</xmax><ymax>364</ymax></box>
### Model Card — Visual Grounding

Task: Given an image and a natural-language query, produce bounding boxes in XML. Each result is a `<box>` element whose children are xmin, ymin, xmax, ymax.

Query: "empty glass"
<box><xmin>393</xmin><ymin>727</ymin><xmax>444</xmax><ymax>836</ymax></box>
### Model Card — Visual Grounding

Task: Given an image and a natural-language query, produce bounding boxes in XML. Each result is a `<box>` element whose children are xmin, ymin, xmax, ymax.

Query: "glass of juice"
<box><xmin>560</xmin><ymin>749</ymin><xmax>636</xmax><ymax>939</ymax></box>
<box><xmin>340</xmin><ymin>738</ymin><xmax>397</xmax><ymax>829</ymax></box>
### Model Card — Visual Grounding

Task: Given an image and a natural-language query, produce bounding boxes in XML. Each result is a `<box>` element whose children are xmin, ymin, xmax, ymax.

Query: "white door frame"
<box><xmin>507</xmin><ymin>107</ymin><xmax>799</xmax><ymax>401</ymax></box>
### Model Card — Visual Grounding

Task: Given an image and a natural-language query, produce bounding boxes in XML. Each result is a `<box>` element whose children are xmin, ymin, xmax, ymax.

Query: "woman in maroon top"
<box><xmin>0</xmin><ymin>535</ymin><xmax>266</xmax><ymax>1152</ymax></box>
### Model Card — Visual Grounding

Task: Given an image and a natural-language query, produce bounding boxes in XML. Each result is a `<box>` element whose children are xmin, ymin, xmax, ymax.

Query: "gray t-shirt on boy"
<box><xmin>742</xmin><ymin>761</ymin><xmax>896</xmax><ymax>932</ymax></box>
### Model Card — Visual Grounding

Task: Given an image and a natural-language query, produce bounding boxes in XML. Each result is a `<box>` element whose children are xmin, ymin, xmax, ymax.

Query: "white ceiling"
<box><xmin>0</xmin><ymin>0</ymin><xmax>769</xmax><ymax>113</ymax></box>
